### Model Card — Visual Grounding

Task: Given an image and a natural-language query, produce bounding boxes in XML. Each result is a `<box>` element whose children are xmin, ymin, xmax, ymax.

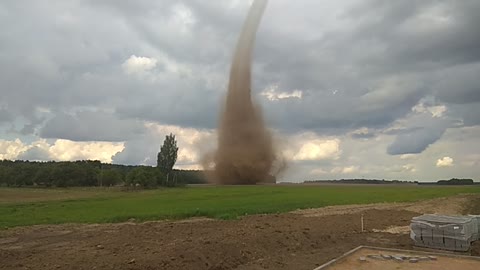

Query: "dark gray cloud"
<box><xmin>0</xmin><ymin>107</ymin><xmax>12</xmax><ymax>123</ymax></box>
<box><xmin>351</xmin><ymin>132</ymin><xmax>376</xmax><ymax>140</ymax></box>
<box><xmin>434</xmin><ymin>63</ymin><xmax>480</xmax><ymax>104</ymax></box>
<box><xmin>342</xmin><ymin>0</ymin><xmax>480</xmax><ymax>71</ymax></box>
<box><xmin>0</xmin><ymin>0</ymin><xmax>479</xmax><ymax>170</ymax></box>
<box><xmin>387</xmin><ymin>114</ymin><xmax>454</xmax><ymax>155</ymax></box>
<box><xmin>256</xmin><ymin>74</ymin><xmax>426</xmax><ymax>136</ymax></box>
<box><xmin>387</xmin><ymin>127</ymin><xmax>446</xmax><ymax>155</ymax></box>
<box><xmin>40</xmin><ymin>111</ymin><xmax>146</xmax><ymax>142</ymax></box>
<box><xmin>448</xmin><ymin>103</ymin><xmax>480</xmax><ymax>126</ymax></box>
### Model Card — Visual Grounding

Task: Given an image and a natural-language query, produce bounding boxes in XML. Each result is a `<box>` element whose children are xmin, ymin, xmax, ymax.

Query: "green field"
<box><xmin>1</xmin><ymin>185</ymin><xmax>479</xmax><ymax>229</ymax></box>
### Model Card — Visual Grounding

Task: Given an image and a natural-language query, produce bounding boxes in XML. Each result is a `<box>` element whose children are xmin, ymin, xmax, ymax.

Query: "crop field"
<box><xmin>1</xmin><ymin>185</ymin><xmax>479</xmax><ymax>229</ymax></box>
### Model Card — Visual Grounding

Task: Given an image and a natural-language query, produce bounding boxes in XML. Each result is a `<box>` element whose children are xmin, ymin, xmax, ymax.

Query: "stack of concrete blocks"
<box><xmin>469</xmin><ymin>215</ymin><xmax>480</xmax><ymax>241</ymax></box>
<box><xmin>410</xmin><ymin>214</ymin><xmax>478</xmax><ymax>252</ymax></box>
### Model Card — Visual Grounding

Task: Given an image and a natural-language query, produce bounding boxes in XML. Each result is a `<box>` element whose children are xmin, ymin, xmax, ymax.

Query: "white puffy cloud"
<box><xmin>114</xmin><ymin>127</ymin><xmax>341</xmax><ymax>171</ymax></box>
<box><xmin>402</xmin><ymin>164</ymin><xmax>417</xmax><ymax>173</ymax></box>
<box><xmin>48</xmin><ymin>140</ymin><xmax>124</xmax><ymax>162</ymax></box>
<box><xmin>122</xmin><ymin>55</ymin><xmax>158</xmax><ymax>75</ymax></box>
<box><xmin>330</xmin><ymin>166</ymin><xmax>361</xmax><ymax>174</ymax></box>
<box><xmin>351</xmin><ymin>127</ymin><xmax>369</xmax><ymax>136</ymax></box>
<box><xmin>412</xmin><ymin>102</ymin><xmax>447</xmax><ymax>118</ymax></box>
<box><xmin>284</xmin><ymin>132</ymin><xmax>341</xmax><ymax>161</ymax></box>
<box><xmin>429</xmin><ymin>106</ymin><xmax>447</xmax><ymax>118</ymax></box>
<box><xmin>293</xmin><ymin>140</ymin><xmax>340</xmax><ymax>161</ymax></box>
<box><xmin>350</xmin><ymin>127</ymin><xmax>375</xmax><ymax>139</ymax></box>
<box><xmin>400</xmin><ymin>154</ymin><xmax>417</xmax><ymax>160</ymax></box>
<box><xmin>0</xmin><ymin>139</ymin><xmax>124</xmax><ymax>163</ymax></box>
<box><xmin>261</xmin><ymin>84</ymin><xmax>303</xmax><ymax>101</ymax></box>
<box><xmin>112</xmin><ymin>122</ymin><xmax>215</xmax><ymax>167</ymax></box>
<box><xmin>436</xmin><ymin>156</ymin><xmax>454</xmax><ymax>167</ymax></box>
<box><xmin>384</xmin><ymin>163</ymin><xmax>417</xmax><ymax>174</ymax></box>
<box><xmin>0</xmin><ymin>139</ymin><xmax>30</xmax><ymax>160</ymax></box>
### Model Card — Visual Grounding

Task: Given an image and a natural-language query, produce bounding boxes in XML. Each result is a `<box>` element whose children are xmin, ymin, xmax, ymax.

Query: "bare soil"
<box><xmin>1</xmin><ymin>195</ymin><xmax>479</xmax><ymax>270</ymax></box>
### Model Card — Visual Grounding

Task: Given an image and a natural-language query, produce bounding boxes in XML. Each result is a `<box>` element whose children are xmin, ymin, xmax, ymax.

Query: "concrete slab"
<box><xmin>314</xmin><ymin>246</ymin><xmax>480</xmax><ymax>270</ymax></box>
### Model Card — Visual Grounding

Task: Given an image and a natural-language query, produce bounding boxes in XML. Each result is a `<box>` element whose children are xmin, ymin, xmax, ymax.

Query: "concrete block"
<box><xmin>392</xmin><ymin>256</ymin><xmax>404</xmax><ymax>262</ymax></box>
<box><xmin>455</xmin><ymin>239</ymin><xmax>471</xmax><ymax>251</ymax></box>
<box><xmin>421</xmin><ymin>227</ymin><xmax>433</xmax><ymax>240</ymax></box>
<box><xmin>432</xmin><ymin>234</ymin><xmax>444</xmax><ymax>244</ymax></box>
<box><xmin>472</xmin><ymin>233</ymin><xmax>479</xmax><ymax>241</ymax></box>
<box><xmin>444</xmin><ymin>237</ymin><xmax>456</xmax><ymax>249</ymax></box>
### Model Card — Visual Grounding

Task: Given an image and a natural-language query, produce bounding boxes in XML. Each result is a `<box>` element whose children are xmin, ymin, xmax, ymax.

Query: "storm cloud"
<box><xmin>0</xmin><ymin>0</ymin><xmax>479</xmax><ymax>181</ymax></box>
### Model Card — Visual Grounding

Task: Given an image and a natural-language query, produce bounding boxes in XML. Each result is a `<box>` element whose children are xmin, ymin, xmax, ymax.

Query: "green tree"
<box><xmin>125</xmin><ymin>167</ymin><xmax>162</xmax><ymax>188</ymax></box>
<box><xmin>0</xmin><ymin>165</ymin><xmax>13</xmax><ymax>186</ymax></box>
<box><xmin>100</xmin><ymin>170</ymin><xmax>123</xmax><ymax>186</ymax></box>
<box><xmin>157</xmin><ymin>133</ymin><xmax>179</xmax><ymax>175</ymax></box>
<box><xmin>33</xmin><ymin>166</ymin><xmax>53</xmax><ymax>187</ymax></box>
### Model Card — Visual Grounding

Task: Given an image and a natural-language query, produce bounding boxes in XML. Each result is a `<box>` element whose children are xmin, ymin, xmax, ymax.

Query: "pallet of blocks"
<box><xmin>410</xmin><ymin>214</ymin><xmax>479</xmax><ymax>252</ymax></box>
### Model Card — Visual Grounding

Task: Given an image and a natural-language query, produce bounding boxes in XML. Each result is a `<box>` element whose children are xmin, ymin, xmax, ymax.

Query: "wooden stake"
<box><xmin>361</xmin><ymin>214</ymin><xmax>364</xmax><ymax>232</ymax></box>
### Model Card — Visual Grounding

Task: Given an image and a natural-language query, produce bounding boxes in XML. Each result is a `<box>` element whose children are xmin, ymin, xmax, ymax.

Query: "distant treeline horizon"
<box><xmin>0</xmin><ymin>159</ymin><xmax>477</xmax><ymax>187</ymax></box>
<box><xmin>0</xmin><ymin>159</ymin><xmax>206</xmax><ymax>188</ymax></box>
<box><xmin>304</xmin><ymin>178</ymin><xmax>477</xmax><ymax>185</ymax></box>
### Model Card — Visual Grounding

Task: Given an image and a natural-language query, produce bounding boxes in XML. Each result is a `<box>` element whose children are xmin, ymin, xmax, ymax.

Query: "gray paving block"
<box><xmin>444</xmin><ymin>237</ymin><xmax>456</xmax><ymax>249</ymax></box>
<box><xmin>410</xmin><ymin>214</ymin><xmax>476</xmax><ymax>251</ymax></box>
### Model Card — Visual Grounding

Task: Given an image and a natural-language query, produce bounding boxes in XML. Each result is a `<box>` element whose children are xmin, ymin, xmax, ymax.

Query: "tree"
<box><xmin>125</xmin><ymin>167</ymin><xmax>163</xmax><ymax>188</ymax></box>
<box><xmin>100</xmin><ymin>170</ymin><xmax>123</xmax><ymax>186</ymax></box>
<box><xmin>157</xmin><ymin>133</ymin><xmax>179</xmax><ymax>175</ymax></box>
<box><xmin>33</xmin><ymin>166</ymin><xmax>54</xmax><ymax>187</ymax></box>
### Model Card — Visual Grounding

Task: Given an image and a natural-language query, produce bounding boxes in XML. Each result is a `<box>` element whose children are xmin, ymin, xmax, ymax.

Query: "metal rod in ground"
<box><xmin>361</xmin><ymin>214</ymin><xmax>364</xmax><ymax>232</ymax></box>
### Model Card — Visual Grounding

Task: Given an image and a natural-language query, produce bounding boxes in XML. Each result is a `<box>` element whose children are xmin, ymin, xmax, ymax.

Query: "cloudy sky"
<box><xmin>1</xmin><ymin>0</ymin><xmax>479</xmax><ymax>182</ymax></box>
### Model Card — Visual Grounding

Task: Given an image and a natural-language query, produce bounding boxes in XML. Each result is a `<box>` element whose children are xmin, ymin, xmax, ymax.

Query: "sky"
<box><xmin>0</xmin><ymin>0</ymin><xmax>479</xmax><ymax>182</ymax></box>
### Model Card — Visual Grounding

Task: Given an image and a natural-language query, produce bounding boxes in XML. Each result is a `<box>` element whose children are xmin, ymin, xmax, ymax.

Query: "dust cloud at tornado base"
<box><xmin>203</xmin><ymin>0</ymin><xmax>285</xmax><ymax>185</ymax></box>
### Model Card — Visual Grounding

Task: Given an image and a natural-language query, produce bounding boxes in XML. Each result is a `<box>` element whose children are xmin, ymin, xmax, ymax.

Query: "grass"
<box><xmin>1</xmin><ymin>185</ymin><xmax>479</xmax><ymax>229</ymax></box>
<box><xmin>0</xmin><ymin>187</ymin><xmax>119</xmax><ymax>204</ymax></box>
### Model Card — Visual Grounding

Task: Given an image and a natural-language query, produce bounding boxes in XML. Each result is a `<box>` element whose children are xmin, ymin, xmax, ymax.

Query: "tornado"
<box><xmin>208</xmin><ymin>0</ymin><xmax>277</xmax><ymax>184</ymax></box>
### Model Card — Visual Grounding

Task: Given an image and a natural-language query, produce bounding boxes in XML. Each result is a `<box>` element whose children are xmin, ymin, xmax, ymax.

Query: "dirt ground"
<box><xmin>1</xmin><ymin>195</ymin><xmax>479</xmax><ymax>270</ymax></box>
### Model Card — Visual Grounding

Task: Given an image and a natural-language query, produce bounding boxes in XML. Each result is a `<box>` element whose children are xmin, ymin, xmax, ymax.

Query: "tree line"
<box><xmin>304</xmin><ymin>179</ymin><xmax>417</xmax><ymax>184</ymax></box>
<box><xmin>436</xmin><ymin>178</ymin><xmax>475</xmax><ymax>185</ymax></box>
<box><xmin>305</xmin><ymin>178</ymin><xmax>477</xmax><ymax>185</ymax></box>
<box><xmin>0</xmin><ymin>134</ymin><xmax>206</xmax><ymax>188</ymax></box>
